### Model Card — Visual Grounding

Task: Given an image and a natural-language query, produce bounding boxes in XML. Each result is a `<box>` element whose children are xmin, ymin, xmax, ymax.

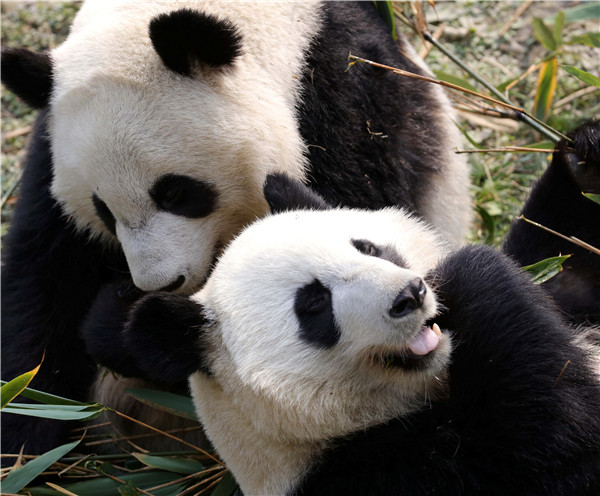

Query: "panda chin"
<box><xmin>373</xmin><ymin>324</ymin><xmax>443</xmax><ymax>372</ymax></box>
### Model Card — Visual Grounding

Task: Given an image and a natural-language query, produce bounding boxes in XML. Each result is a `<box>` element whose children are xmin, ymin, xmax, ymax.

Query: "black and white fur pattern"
<box><xmin>1</xmin><ymin>1</ymin><xmax>471</xmax><ymax>455</ymax></box>
<box><xmin>95</xmin><ymin>122</ymin><xmax>600</xmax><ymax>495</ymax></box>
<box><xmin>2</xmin><ymin>1</ymin><xmax>470</xmax><ymax>453</ymax></box>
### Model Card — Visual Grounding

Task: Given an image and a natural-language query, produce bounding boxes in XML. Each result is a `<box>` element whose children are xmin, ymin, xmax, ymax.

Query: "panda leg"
<box><xmin>1</xmin><ymin>112</ymin><xmax>129</xmax><ymax>457</ymax></box>
<box><xmin>503</xmin><ymin>120</ymin><xmax>600</xmax><ymax>324</ymax></box>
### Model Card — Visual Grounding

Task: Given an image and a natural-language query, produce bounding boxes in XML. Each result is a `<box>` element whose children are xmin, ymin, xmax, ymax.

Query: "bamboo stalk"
<box><xmin>520</xmin><ymin>215</ymin><xmax>600</xmax><ymax>255</ymax></box>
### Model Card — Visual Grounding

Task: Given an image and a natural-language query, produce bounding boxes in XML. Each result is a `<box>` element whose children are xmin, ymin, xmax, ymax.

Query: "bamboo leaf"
<box><xmin>475</xmin><ymin>205</ymin><xmax>496</xmax><ymax>245</ymax></box>
<box><xmin>522</xmin><ymin>255</ymin><xmax>571</xmax><ymax>284</ymax></box>
<box><xmin>1</xmin><ymin>363</ymin><xmax>41</xmax><ymax>409</ymax></box>
<box><xmin>532</xmin><ymin>18</ymin><xmax>556</xmax><ymax>50</ymax></box>
<box><xmin>567</xmin><ymin>32</ymin><xmax>600</xmax><ymax>47</ymax></box>
<box><xmin>211</xmin><ymin>471</ymin><xmax>239</xmax><ymax>496</ymax></box>
<box><xmin>133</xmin><ymin>453</ymin><xmax>205</xmax><ymax>475</ymax></box>
<box><xmin>562</xmin><ymin>2</ymin><xmax>600</xmax><ymax>22</ymax></box>
<box><xmin>126</xmin><ymin>388</ymin><xmax>198</xmax><ymax>421</ymax></box>
<box><xmin>118</xmin><ymin>480</ymin><xmax>141</xmax><ymax>496</ymax></box>
<box><xmin>454</xmin><ymin>121</ymin><xmax>484</xmax><ymax>149</ymax></box>
<box><xmin>434</xmin><ymin>71</ymin><xmax>478</xmax><ymax>92</ymax></box>
<box><xmin>553</xmin><ymin>11</ymin><xmax>565</xmax><ymax>48</ymax></box>
<box><xmin>522</xmin><ymin>141</ymin><xmax>555</xmax><ymax>150</ymax></box>
<box><xmin>1</xmin><ymin>440</ymin><xmax>80</xmax><ymax>494</ymax></box>
<box><xmin>533</xmin><ymin>58</ymin><xmax>558</xmax><ymax>121</ymax></box>
<box><xmin>583</xmin><ymin>192</ymin><xmax>600</xmax><ymax>205</ymax></box>
<box><xmin>3</xmin><ymin>403</ymin><xmax>105</xmax><ymax>421</ymax></box>
<box><xmin>562</xmin><ymin>65</ymin><xmax>600</xmax><ymax>88</ymax></box>
<box><xmin>0</xmin><ymin>381</ymin><xmax>91</xmax><ymax>406</ymax></box>
<box><xmin>374</xmin><ymin>1</ymin><xmax>397</xmax><ymax>40</ymax></box>
<box><xmin>39</xmin><ymin>472</ymin><xmax>185</xmax><ymax>496</ymax></box>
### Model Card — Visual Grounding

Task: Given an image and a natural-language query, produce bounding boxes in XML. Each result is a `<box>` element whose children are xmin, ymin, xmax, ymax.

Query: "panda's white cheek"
<box><xmin>116</xmin><ymin>214</ymin><xmax>218</xmax><ymax>293</ymax></box>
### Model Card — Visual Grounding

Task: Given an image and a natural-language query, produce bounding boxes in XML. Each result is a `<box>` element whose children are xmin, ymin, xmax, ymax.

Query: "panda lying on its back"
<box><xmin>90</xmin><ymin>124</ymin><xmax>600</xmax><ymax>495</ymax></box>
<box><xmin>1</xmin><ymin>0</ymin><xmax>471</xmax><ymax>455</ymax></box>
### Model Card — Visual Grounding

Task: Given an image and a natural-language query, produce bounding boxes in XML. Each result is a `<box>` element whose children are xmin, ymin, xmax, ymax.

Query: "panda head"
<box><xmin>1</xmin><ymin>4</ymin><xmax>310</xmax><ymax>294</ymax></box>
<box><xmin>125</xmin><ymin>174</ymin><xmax>452</xmax><ymax>441</ymax></box>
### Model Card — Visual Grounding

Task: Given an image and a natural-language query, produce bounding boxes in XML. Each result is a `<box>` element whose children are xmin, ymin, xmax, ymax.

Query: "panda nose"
<box><xmin>389</xmin><ymin>278</ymin><xmax>426</xmax><ymax>318</ymax></box>
<box><xmin>158</xmin><ymin>275</ymin><xmax>186</xmax><ymax>292</ymax></box>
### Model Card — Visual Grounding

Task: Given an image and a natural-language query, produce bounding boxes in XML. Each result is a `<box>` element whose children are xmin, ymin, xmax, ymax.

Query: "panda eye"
<box><xmin>294</xmin><ymin>279</ymin><xmax>340</xmax><ymax>348</ymax></box>
<box><xmin>352</xmin><ymin>239</ymin><xmax>380</xmax><ymax>257</ymax></box>
<box><xmin>92</xmin><ymin>194</ymin><xmax>117</xmax><ymax>235</ymax></box>
<box><xmin>151</xmin><ymin>174</ymin><xmax>219</xmax><ymax>218</ymax></box>
<box><xmin>351</xmin><ymin>238</ymin><xmax>408</xmax><ymax>268</ymax></box>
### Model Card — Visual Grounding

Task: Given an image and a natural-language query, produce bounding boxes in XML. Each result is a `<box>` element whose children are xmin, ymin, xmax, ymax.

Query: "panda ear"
<box><xmin>264</xmin><ymin>173</ymin><xmax>331</xmax><ymax>214</ymax></box>
<box><xmin>149</xmin><ymin>8</ymin><xmax>242</xmax><ymax>75</ymax></box>
<box><xmin>124</xmin><ymin>293</ymin><xmax>210</xmax><ymax>383</ymax></box>
<box><xmin>1</xmin><ymin>48</ymin><xmax>52</xmax><ymax>108</ymax></box>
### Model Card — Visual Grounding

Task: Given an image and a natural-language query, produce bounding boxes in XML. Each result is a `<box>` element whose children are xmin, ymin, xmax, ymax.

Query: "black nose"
<box><xmin>159</xmin><ymin>275</ymin><xmax>186</xmax><ymax>292</ymax></box>
<box><xmin>389</xmin><ymin>278</ymin><xmax>426</xmax><ymax>318</ymax></box>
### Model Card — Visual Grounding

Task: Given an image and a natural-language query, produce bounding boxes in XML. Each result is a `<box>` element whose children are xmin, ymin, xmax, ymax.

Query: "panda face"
<box><xmin>46</xmin><ymin>2</ymin><xmax>318</xmax><ymax>294</ymax></box>
<box><xmin>192</xmin><ymin>208</ymin><xmax>452</xmax><ymax>439</ymax></box>
<box><xmin>49</xmin><ymin>81</ymin><xmax>263</xmax><ymax>293</ymax></box>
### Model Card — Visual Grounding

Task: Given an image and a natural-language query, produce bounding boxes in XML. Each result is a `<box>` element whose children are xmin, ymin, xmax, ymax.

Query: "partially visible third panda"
<box><xmin>91</xmin><ymin>124</ymin><xmax>600</xmax><ymax>494</ymax></box>
<box><xmin>1</xmin><ymin>1</ymin><xmax>471</xmax><ymax>455</ymax></box>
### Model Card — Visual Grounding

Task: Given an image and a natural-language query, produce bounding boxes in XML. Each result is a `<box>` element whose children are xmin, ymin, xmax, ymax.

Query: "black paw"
<box><xmin>80</xmin><ymin>279</ymin><xmax>146</xmax><ymax>377</ymax></box>
<box><xmin>559</xmin><ymin>120</ymin><xmax>600</xmax><ymax>194</ymax></box>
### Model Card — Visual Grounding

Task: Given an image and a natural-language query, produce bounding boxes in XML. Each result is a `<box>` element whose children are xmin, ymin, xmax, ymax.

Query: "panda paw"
<box><xmin>558</xmin><ymin>120</ymin><xmax>600</xmax><ymax>194</ymax></box>
<box><xmin>80</xmin><ymin>279</ymin><xmax>146</xmax><ymax>377</ymax></box>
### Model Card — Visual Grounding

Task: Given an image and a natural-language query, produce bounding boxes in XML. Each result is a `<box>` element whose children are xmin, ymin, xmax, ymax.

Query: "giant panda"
<box><xmin>85</xmin><ymin>123</ymin><xmax>600</xmax><ymax>494</ymax></box>
<box><xmin>0</xmin><ymin>1</ymin><xmax>472</xmax><ymax>455</ymax></box>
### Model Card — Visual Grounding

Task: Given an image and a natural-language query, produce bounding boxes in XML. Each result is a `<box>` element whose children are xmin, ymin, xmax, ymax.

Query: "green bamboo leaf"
<box><xmin>522</xmin><ymin>141</ymin><xmax>555</xmax><ymax>150</ymax></box>
<box><xmin>533</xmin><ymin>58</ymin><xmax>558</xmax><ymax>121</ymax></box>
<box><xmin>118</xmin><ymin>480</ymin><xmax>141</xmax><ymax>496</ymax></box>
<box><xmin>562</xmin><ymin>65</ymin><xmax>600</xmax><ymax>88</ymax></box>
<box><xmin>434</xmin><ymin>71</ymin><xmax>478</xmax><ymax>92</ymax></box>
<box><xmin>1</xmin><ymin>363</ymin><xmax>41</xmax><ymax>409</ymax></box>
<box><xmin>532</xmin><ymin>18</ymin><xmax>556</xmax><ymax>50</ymax></box>
<box><xmin>211</xmin><ymin>471</ymin><xmax>239</xmax><ymax>496</ymax></box>
<box><xmin>44</xmin><ymin>472</ymin><xmax>184</xmax><ymax>496</ymax></box>
<box><xmin>0</xmin><ymin>381</ymin><xmax>91</xmax><ymax>406</ymax></box>
<box><xmin>126</xmin><ymin>388</ymin><xmax>198</xmax><ymax>421</ymax></box>
<box><xmin>583</xmin><ymin>192</ymin><xmax>600</xmax><ymax>205</ymax></box>
<box><xmin>8</xmin><ymin>403</ymin><xmax>97</xmax><ymax>411</ymax></box>
<box><xmin>374</xmin><ymin>1</ymin><xmax>397</xmax><ymax>40</ymax></box>
<box><xmin>522</xmin><ymin>255</ymin><xmax>571</xmax><ymax>284</ymax></box>
<box><xmin>553</xmin><ymin>11</ymin><xmax>565</xmax><ymax>48</ymax></box>
<box><xmin>562</xmin><ymin>2</ymin><xmax>600</xmax><ymax>22</ymax></box>
<box><xmin>475</xmin><ymin>205</ymin><xmax>496</xmax><ymax>245</ymax></box>
<box><xmin>1</xmin><ymin>440</ymin><xmax>80</xmax><ymax>494</ymax></box>
<box><xmin>454</xmin><ymin>121</ymin><xmax>484</xmax><ymax>149</ymax></box>
<box><xmin>133</xmin><ymin>453</ymin><xmax>205</xmax><ymax>475</ymax></box>
<box><xmin>567</xmin><ymin>32</ymin><xmax>600</xmax><ymax>47</ymax></box>
<box><xmin>3</xmin><ymin>403</ymin><xmax>105</xmax><ymax>421</ymax></box>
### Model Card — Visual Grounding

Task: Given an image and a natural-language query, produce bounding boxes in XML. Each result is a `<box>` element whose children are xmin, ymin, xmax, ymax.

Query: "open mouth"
<box><xmin>371</xmin><ymin>323</ymin><xmax>442</xmax><ymax>371</ymax></box>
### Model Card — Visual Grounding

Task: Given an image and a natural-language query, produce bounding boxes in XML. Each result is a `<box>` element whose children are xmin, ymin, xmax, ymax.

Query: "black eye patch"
<box><xmin>352</xmin><ymin>238</ymin><xmax>408</xmax><ymax>268</ymax></box>
<box><xmin>92</xmin><ymin>194</ymin><xmax>117</xmax><ymax>235</ymax></box>
<box><xmin>150</xmin><ymin>174</ymin><xmax>218</xmax><ymax>218</ymax></box>
<box><xmin>294</xmin><ymin>279</ymin><xmax>340</xmax><ymax>349</ymax></box>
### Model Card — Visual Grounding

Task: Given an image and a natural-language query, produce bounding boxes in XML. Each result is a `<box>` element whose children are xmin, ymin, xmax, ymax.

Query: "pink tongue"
<box><xmin>408</xmin><ymin>326</ymin><xmax>440</xmax><ymax>356</ymax></box>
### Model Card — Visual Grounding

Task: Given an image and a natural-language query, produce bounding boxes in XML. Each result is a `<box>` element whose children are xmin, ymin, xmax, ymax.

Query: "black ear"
<box><xmin>264</xmin><ymin>173</ymin><xmax>331</xmax><ymax>214</ymax></box>
<box><xmin>1</xmin><ymin>48</ymin><xmax>53</xmax><ymax>108</ymax></box>
<box><xmin>124</xmin><ymin>293</ymin><xmax>210</xmax><ymax>383</ymax></box>
<box><xmin>149</xmin><ymin>8</ymin><xmax>242</xmax><ymax>75</ymax></box>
